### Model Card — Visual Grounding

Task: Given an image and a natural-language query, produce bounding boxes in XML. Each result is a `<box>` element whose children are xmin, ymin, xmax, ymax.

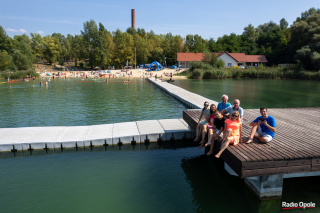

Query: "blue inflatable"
<box><xmin>147</xmin><ymin>61</ymin><xmax>163</xmax><ymax>71</ymax></box>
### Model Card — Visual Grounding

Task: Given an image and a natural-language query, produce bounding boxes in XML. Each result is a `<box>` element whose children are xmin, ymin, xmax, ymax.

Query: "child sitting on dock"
<box><xmin>215</xmin><ymin>111</ymin><xmax>242</xmax><ymax>158</ymax></box>
<box><xmin>206</xmin><ymin>111</ymin><xmax>226</xmax><ymax>155</ymax></box>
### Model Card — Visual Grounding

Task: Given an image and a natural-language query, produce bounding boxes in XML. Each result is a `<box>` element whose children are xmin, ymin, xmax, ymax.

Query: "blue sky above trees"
<box><xmin>1</xmin><ymin>0</ymin><xmax>319</xmax><ymax>39</ymax></box>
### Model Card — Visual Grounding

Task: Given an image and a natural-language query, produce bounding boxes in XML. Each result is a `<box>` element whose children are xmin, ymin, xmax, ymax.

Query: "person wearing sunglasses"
<box><xmin>198</xmin><ymin>104</ymin><xmax>217</xmax><ymax>149</ymax></box>
<box><xmin>215</xmin><ymin>111</ymin><xmax>242</xmax><ymax>158</ymax></box>
<box><xmin>246</xmin><ymin>107</ymin><xmax>276</xmax><ymax>144</ymax></box>
<box><xmin>194</xmin><ymin>101</ymin><xmax>210</xmax><ymax>142</ymax></box>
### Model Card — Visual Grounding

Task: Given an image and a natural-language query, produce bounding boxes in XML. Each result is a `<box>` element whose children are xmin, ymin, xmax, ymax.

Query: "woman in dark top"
<box><xmin>207</xmin><ymin>111</ymin><xmax>226</xmax><ymax>156</ymax></box>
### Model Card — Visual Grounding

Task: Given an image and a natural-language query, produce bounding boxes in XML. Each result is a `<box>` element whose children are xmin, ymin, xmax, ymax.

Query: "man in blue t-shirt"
<box><xmin>246</xmin><ymin>107</ymin><xmax>276</xmax><ymax>143</ymax></box>
<box><xmin>217</xmin><ymin>94</ymin><xmax>231</xmax><ymax>111</ymax></box>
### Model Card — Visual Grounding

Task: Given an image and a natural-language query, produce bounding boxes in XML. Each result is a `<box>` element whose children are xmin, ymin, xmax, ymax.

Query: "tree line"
<box><xmin>0</xmin><ymin>7</ymin><xmax>319</xmax><ymax>71</ymax></box>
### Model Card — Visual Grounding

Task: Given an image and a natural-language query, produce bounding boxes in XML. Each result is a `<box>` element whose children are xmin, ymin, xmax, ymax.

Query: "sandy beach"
<box><xmin>38</xmin><ymin>68</ymin><xmax>188</xmax><ymax>79</ymax></box>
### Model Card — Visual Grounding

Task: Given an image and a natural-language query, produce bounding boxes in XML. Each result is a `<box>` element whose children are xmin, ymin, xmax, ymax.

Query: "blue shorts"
<box><xmin>200</xmin><ymin>120</ymin><xmax>208</xmax><ymax>125</ymax></box>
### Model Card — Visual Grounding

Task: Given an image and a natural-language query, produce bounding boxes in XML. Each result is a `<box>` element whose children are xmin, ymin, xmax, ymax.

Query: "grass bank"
<box><xmin>179</xmin><ymin>62</ymin><xmax>320</xmax><ymax>81</ymax></box>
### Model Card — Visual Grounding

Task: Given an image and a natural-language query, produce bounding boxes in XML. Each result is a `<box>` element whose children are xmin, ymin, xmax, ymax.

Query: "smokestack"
<box><xmin>131</xmin><ymin>9</ymin><xmax>135</xmax><ymax>29</ymax></box>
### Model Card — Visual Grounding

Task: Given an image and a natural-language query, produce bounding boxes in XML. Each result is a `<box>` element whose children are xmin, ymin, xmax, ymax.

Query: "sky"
<box><xmin>1</xmin><ymin>0</ymin><xmax>320</xmax><ymax>40</ymax></box>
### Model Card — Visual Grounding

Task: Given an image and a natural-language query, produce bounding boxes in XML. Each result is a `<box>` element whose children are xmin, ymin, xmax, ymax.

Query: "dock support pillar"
<box><xmin>244</xmin><ymin>174</ymin><xmax>283</xmax><ymax>199</ymax></box>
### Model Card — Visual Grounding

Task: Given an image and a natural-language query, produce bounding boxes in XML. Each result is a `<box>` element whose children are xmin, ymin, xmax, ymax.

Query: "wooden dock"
<box><xmin>183</xmin><ymin>108</ymin><xmax>320</xmax><ymax>178</ymax></box>
<box><xmin>148</xmin><ymin>77</ymin><xmax>320</xmax><ymax>198</ymax></box>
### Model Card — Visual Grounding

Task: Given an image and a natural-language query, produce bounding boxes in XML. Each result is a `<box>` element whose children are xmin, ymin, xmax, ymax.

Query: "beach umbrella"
<box><xmin>107</xmin><ymin>70</ymin><xmax>111</xmax><ymax>73</ymax></box>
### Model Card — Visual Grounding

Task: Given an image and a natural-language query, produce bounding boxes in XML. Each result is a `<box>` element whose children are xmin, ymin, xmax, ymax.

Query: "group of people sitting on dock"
<box><xmin>194</xmin><ymin>95</ymin><xmax>276</xmax><ymax>158</ymax></box>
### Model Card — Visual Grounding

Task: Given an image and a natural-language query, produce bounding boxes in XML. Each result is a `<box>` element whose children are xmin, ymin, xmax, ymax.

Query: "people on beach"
<box><xmin>198</xmin><ymin>104</ymin><xmax>217</xmax><ymax>149</ymax></box>
<box><xmin>217</xmin><ymin>94</ymin><xmax>231</xmax><ymax>111</ymax></box>
<box><xmin>215</xmin><ymin>111</ymin><xmax>242</xmax><ymax>158</ymax></box>
<box><xmin>221</xmin><ymin>99</ymin><xmax>243</xmax><ymax>121</ymax></box>
<box><xmin>194</xmin><ymin>101</ymin><xmax>210</xmax><ymax>142</ymax></box>
<box><xmin>206</xmin><ymin>110</ymin><xmax>226</xmax><ymax>155</ymax></box>
<box><xmin>246</xmin><ymin>107</ymin><xmax>276</xmax><ymax>144</ymax></box>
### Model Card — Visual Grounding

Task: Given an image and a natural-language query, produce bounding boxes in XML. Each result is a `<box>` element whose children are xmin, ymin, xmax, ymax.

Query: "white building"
<box><xmin>218</xmin><ymin>52</ymin><xmax>268</xmax><ymax>67</ymax></box>
<box><xmin>176</xmin><ymin>52</ymin><xmax>268</xmax><ymax>68</ymax></box>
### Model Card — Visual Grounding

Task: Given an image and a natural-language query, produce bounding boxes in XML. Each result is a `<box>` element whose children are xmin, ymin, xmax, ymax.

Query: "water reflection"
<box><xmin>174</xmin><ymin>79</ymin><xmax>320</xmax><ymax>109</ymax></box>
<box><xmin>181</xmin><ymin>155</ymin><xmax>320</xmax><ymax>213</ymax></box>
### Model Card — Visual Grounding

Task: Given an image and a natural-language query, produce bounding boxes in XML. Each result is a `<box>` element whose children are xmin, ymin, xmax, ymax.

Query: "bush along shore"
<box><xmin>185</xmin><ymin>62</ymin><xmax>320</xmax><ymax>81</ymax></box>
<box><xmin>0</xmin><ymin>69</ymin><xmax>40</xmax><ymax>79</ymax></box>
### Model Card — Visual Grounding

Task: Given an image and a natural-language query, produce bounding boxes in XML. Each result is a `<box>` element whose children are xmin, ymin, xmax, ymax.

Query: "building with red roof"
<box><xmin>219</xmin><ymin>52</ymin><xmax>268</xmax><ymax>68</ymax></box>
<box><xmin>177</xmin><ymin>53</ymin><xmax>205</xmax><ymax>68</ymax></box>
<box><xmin>177</xmin><ymin>52</ymin><xmax>268</xmax><ymax>68</ymax></box>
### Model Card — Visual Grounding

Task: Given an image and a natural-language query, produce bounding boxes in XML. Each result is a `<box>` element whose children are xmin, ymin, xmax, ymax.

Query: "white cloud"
<box><xmin>37</xmin><ymin>31</ymin><xmax>44</xmax><ymax>34</ymax></box>
<box><xmin>6</xmin><ymin>28</ymin><xmax>27</xmax><ymax>33</ymax></box>
<box><xmin>6</xmin><ymin>28</ymin><xmax>19</xmax><ymax>32</ymax></box>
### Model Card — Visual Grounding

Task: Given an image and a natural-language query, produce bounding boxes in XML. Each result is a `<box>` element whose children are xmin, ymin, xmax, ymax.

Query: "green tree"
<box><xmin>0</xmin><ymin>26</ymin><xmax>13</xmax><ymax>53</ymax></box>
<box><xmin>215</xmin><ymin>33</ymin><xmax>241</xmax><ymax>53</ymax></box>
<box><xmin>0</xmin><ymin>50</ymin><xmax>13</xmax><ymax>70</ymax></box>
<box><xmin>291</xmin><ymin>13</ymin><xmax>320</xmax><ymax>70</ymax></box>
<box><xmin>135</xmin><ymin>35</ymin><xmax>151</xmax><ymax>64</ymax></box>
<box><xmin>30</xmin><ymin>33</ymin><xmax>44</xmax><ymax>63</ymax></box>
<box><xmin>42</xmin><ymin>35</ymin><xmax>60</xmax><ymax>64</ymax></box>
<box><xmin>241</xmin><ymin>24</ymin><xmax>258</xmax><ymax>54</ymax></box>
<box><xmin>12</xmin><ymin>34</ymin><xmax>33</xmax><ymax>70</ymax></box>
<box><xmin>256</xmin><ymin>22</ymin><xmax>287</xmax><ymax>65</ymax></box>
<box><xmin>184</xmin><ymin>34</ymin><xmax>207</xmax><ymax>53</ymax></box>
<box><xmin>112</xmin><ymin>29</ymin><xmax>125</xmax><ymax>68</ymax></box>
<box><xmin>295</xmin><ymin>7</ymin><xmax>320</xmax><ymax>22</ymax></box>
<box><xmin>81</xmin><ymin>20</ymin><xmax>100</xmax><ymax>69</ymax></box>
<box><xmin>97</xmin><ymin>23</ymin><xmax>114</xmax><ymax>69</ymax></box>
<box><xmin>280</xmin><ymin>18</ymin><xmax>288</xmax><ymax>30</ymax></box>
<box><xmin>71</xmin><ymin>35</ymin><xmax>84</xmax><ymax>66</ymax></box>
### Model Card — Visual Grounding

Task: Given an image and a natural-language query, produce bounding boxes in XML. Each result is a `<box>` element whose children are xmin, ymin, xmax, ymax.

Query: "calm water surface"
<box><xmin>174</xmin><ymin>78</ymin><xmax>320</xmax><ymax>109</ymax></box>
<box><xmin>0</xmin><ymin>78</ymin><xmax>185</xmax><ymax>128</ymax></box>
<box><xmin>0</xmin><ymin>146</ymin><xmax>319</xmax><ymax>213</ymax></box>
<box><xmin>0</xmin><ymin>78</ymin><xmax>319</xmax><ymax>213</ymax></box>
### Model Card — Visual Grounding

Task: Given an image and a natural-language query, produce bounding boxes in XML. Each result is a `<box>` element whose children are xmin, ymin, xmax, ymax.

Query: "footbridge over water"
<box><xmin>148</xmin><ymin>77</ymin><xmax>320</xmax><ymax>199</ymax></box>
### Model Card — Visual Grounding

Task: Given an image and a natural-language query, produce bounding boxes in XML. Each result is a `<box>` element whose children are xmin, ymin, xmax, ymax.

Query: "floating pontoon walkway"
<box><xmin>148</xmin><ymin>78</ymin><xmax>218</xmax><ymax>109</ymax></box>
<box><xmin>0</xmin><ymin>119</ymin><xmax>193</xmax><ymax>152</ymax></box>
<box><xmin>148</xmin><ymin>77</ymin><xmax>320</xmax><ymax>199</ymax></box>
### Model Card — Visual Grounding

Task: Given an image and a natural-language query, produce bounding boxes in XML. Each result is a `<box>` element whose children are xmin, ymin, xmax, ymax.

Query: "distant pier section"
<box><xmin>147</xmin><ymin>78</ymin><xmax>218</xmax><ymax>109</ymax></box>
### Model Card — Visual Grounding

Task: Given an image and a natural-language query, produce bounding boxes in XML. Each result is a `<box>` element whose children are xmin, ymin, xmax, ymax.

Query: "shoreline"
<box><xmin>37</xmin><ymin>68</ymin><xmax>188</xmax><ymax>79</ymax></box>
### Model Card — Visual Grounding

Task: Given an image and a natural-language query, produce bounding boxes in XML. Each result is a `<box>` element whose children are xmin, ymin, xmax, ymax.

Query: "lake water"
<box><xmin>174</xmin><ymin>78</ymin><xmax>320</xmax><ymax>109</ymax></box>
<box><xmin>0</xmin><ymin>78</ymin><xmax>319</xmax><ymax>213</ymax></box>
<box><xmin>1</xmin><ymin>145</ymin><xmax>319</xmax><ymax>213</ymax></box>
<box><xmin>0</xmin><ymin>78</ymin><xmax>185</xmax><ymax>128</ymax></box>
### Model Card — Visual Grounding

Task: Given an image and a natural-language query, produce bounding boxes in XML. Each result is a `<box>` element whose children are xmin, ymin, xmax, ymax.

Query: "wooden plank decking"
<box><xmin>183</xmin><ymin>108</ymin><xmax>320</xmax><ymax>178</ymax></box>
